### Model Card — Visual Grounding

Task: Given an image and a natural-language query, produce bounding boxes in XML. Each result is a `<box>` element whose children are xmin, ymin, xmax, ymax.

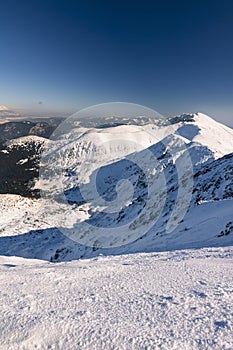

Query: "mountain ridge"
<box><xmin>0</xmin><ymin>112</ymin><xmax>232</xmax><ymax>261</ymax></box>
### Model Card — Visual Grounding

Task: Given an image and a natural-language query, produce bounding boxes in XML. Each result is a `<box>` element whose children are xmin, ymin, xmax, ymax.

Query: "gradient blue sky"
<box><xmin>0</xmin><ymin>0</ymin><xmax>233</xmax><ymax>125</ymax></box>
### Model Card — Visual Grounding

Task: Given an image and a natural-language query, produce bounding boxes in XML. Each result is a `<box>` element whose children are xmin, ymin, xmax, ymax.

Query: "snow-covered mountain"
<box><xmin>38</xmin><ymin>112</ymin><xmax>233</xmax><ymax>198</ymax></box>
<box><xmin>1</xmin><ymin>111</ymin><xmax>233</xmax><ymax>349</ymax></box>
<box><xmin>0</xmin><ymin>112</ymin><xmax>232</xmax><ymax>261</ymax></box>
<box><xmin>166</xmin><ymin>112</ymin><xmax>233</xmax><ymax>158</ymax></box>
<box><xmin>0</xmin><ymin>136</ymin><xmax>46</xmax><ymax>197</ymax></box>
<box><xmin>0</xmin><ymin>120</ymin><xmax>54</xmax><ymax>142</ymax></box>
<box><xmin>0</xmin><ymin>117</ymin><xmax>63</xmax><ymax>196</ymax></box>
<box><xmin>0</xmin><ymin>105</ymin><xmax>21</xmax><ymax>121</ymax></box>
<box><xmin>0</xmin><ymin>105</ymin><xmax>8</xmax><ymax>111</ymax></box>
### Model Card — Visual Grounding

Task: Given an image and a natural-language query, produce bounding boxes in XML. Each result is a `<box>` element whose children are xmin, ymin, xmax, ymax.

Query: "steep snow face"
<box><xmin>173</xmin><ymin>112</ymin><xmax>233</xmax><ymax>158</ymax></box>
<box><xmin>0</xmin><ymin>151</ymin><xmax>232</xmax><ymax>261</ymax></box>
<box><xmin>193</xmin><ymin>153</ymin><xmax>233</xmax><ymax>204</ymax></box>
<box><xmin>0</xmin><ymin>247</ymin><xmax>233</xmax><ymax>350</ymax></box>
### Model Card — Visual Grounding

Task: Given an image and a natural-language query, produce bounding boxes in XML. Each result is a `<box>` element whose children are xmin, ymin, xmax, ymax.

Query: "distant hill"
<box><xmin>0</xmin><ymin>120</ymin><xmax>57</xmax><ymax>142</ymax></box>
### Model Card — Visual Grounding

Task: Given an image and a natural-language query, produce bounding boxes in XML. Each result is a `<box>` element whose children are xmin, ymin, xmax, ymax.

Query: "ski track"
<box><xmin>0</xmin><ymin>247</ymin><xmax>232</xmax><ymax>350</ymax></box>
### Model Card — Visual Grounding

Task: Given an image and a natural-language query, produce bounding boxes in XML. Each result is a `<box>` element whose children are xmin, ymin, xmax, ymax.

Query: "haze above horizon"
<box><xmin>0</xmin><ymin>0</ymin><xmax>233</xmax><ymax>126</ymax></box>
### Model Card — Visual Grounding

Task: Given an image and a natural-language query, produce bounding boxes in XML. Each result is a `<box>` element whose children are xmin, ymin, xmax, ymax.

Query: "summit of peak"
<box><xmin>0</xmin><ymin>105</ymin><xmax>9</xmax><ymax>111</ymax></box>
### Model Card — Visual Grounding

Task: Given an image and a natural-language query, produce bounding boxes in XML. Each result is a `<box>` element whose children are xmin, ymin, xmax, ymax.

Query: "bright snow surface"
<box><xmin>0</xmin><ymin>247</ymin><xmax>232</xmax><ymax>350</ymax></box>
<box><xmin>1</xmin><ymin>113</ymin><xmax>233</xmax><ymax>349</ymax></box>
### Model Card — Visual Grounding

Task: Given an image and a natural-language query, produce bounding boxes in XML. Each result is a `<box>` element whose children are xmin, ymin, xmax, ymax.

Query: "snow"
<box><xmin>158</xmin><ymin>112</ymin><xmax>233</xmax><ymax>159</ymax></box>
<box><xmin>1</xmin><ymin>112</ymin><xmax>233</xmax><ymax>349</ymax></box>
<box><xmin>36</xmin><ymin>113</ymin><xmax>233</xmax><ymax>251</ymax></box>
<box><xmin>0</xmin><ymin>247</ymin><xmax>232</xmax><ymax>350</ymax></box>
<box><xmin>39</xmin><ymin>112</ymin><xmax>233</xmax><ymax>195</ymax></box>
<box><xmin>16</xmin><ymin>158</ymin><xmax>28</xmax><ymax>165</ymax></box>
<box><xmin>179</xmin><ymin>113</ymin><xmax>233</xmax><ymax>158</ymax></box>
<box><xmin>6</xmin><ymin>135</ymin><xmax>47</xmax><ymax>147</ymax></box>
<box><xmin>0</xmin><ymin>195</ymin><xmax>232</xmax><ymax>262</ymax></box>
<box><xmin>0</xmin><ymin>113</ymin><xmax>233</xmax><ymax>260</ymax></box>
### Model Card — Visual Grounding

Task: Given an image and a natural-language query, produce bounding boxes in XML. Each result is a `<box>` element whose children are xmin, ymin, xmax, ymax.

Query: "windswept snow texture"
<box><xmin>0</xmin><ymin>247</ymin><xmax>233</xmax><ymax>350</ymax></box>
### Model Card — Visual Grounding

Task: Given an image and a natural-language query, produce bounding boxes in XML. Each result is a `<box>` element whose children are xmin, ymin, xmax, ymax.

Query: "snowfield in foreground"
<box><xmin>1</xmin><ymin>247</ymin><xmax>232</xmax><ymax>350</ymax></box>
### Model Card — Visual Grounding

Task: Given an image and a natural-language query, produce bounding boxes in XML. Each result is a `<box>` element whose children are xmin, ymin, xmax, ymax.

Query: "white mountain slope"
<box><xmin>171</xmin><ymin>112</ymin><xmax>233</xmax><ymax>158</ymax></box>
<box><xmin>1</xmin><ymin>112</ymin><xmax>233</xmax><ymax>350</ymax></box>
<box><xmin>6</xmin><ymin>135</ymin><xmax>47</xmax><ymax>147</ymax></box>
<box><xmin>0</xmin><ymin>112</ymin><xmax>232</xmax><ymax>261</ymax></box>
<box><xmin>38</xmin><ymin>112</ymin><xmax>231</xmax><ymax>204</ymax></box>
<box><xmin>44</xmin><ymin>112</ymin><xmax>233</xmax><ymax>167</ymax></box>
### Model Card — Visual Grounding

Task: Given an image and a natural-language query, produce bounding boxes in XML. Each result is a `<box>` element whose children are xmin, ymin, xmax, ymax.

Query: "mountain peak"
<box><xmin>170</xmin><ymin>112</ymin><xmax>210</xmax><ymax>123</ymax></box>
<box><xmin>0</xmin><ymin>105</ymin><xmax>9</xmax><ymax>111</ymax></box>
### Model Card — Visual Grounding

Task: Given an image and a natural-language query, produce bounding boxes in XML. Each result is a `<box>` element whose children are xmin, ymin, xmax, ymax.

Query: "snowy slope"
<box><xmin>0</xmin><ymin>158</ymin><xmax>232</xmax><ymax>261</ymax></box>
<box><xmin>6</xmin><ymin>135</ymin><xmax>47</xmax><ymax>147</ymax></box>
<box><xmin>193</xmin><ymin>152</ymin><xmax>233</xmax><ymax>204</ymax></box>
<box><xmin>1</xmin><ymin>112</ymin><xmax>233</xmax><ymax>349</ymax></box>
<box><xmin>0</xmin><ymin>247</ymin><xmax>232</xmax><ymax>350</ymax></box>
<box><xmin>39</xmin><ymin>112</ymin><xmax>233</xmax><ymax>195</ymax></box>
<box><xmin>172</xmin><ymin>113</ymin><xmax>233</xmax><ymax>158</ymax></box>
<box><xmin>45</xmin><ymin>112</ymin><xmax>233</xmax><ymax>164</ymax></box>
<box><xmin>0</xmin><ymin>113</ymin><xmax>233</xmax><ymax>261</ymax></box>
<box><xmin>0</xmin><ymin>196</ymin><xmax>232</xmax><ymax>262</ymax></box>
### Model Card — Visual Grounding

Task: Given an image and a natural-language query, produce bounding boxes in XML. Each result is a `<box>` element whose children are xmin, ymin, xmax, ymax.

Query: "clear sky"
<box><xmin>0</xmin><ymin>0</ymin><xmax>233</xmax><ymax>125</ymax></box>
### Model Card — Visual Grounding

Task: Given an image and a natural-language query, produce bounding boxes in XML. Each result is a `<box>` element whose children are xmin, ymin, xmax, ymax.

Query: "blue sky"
<box><xmin>0</xmin><ymin>0</ymin><xmax>233</xmax><ymax>125</ymax></box>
